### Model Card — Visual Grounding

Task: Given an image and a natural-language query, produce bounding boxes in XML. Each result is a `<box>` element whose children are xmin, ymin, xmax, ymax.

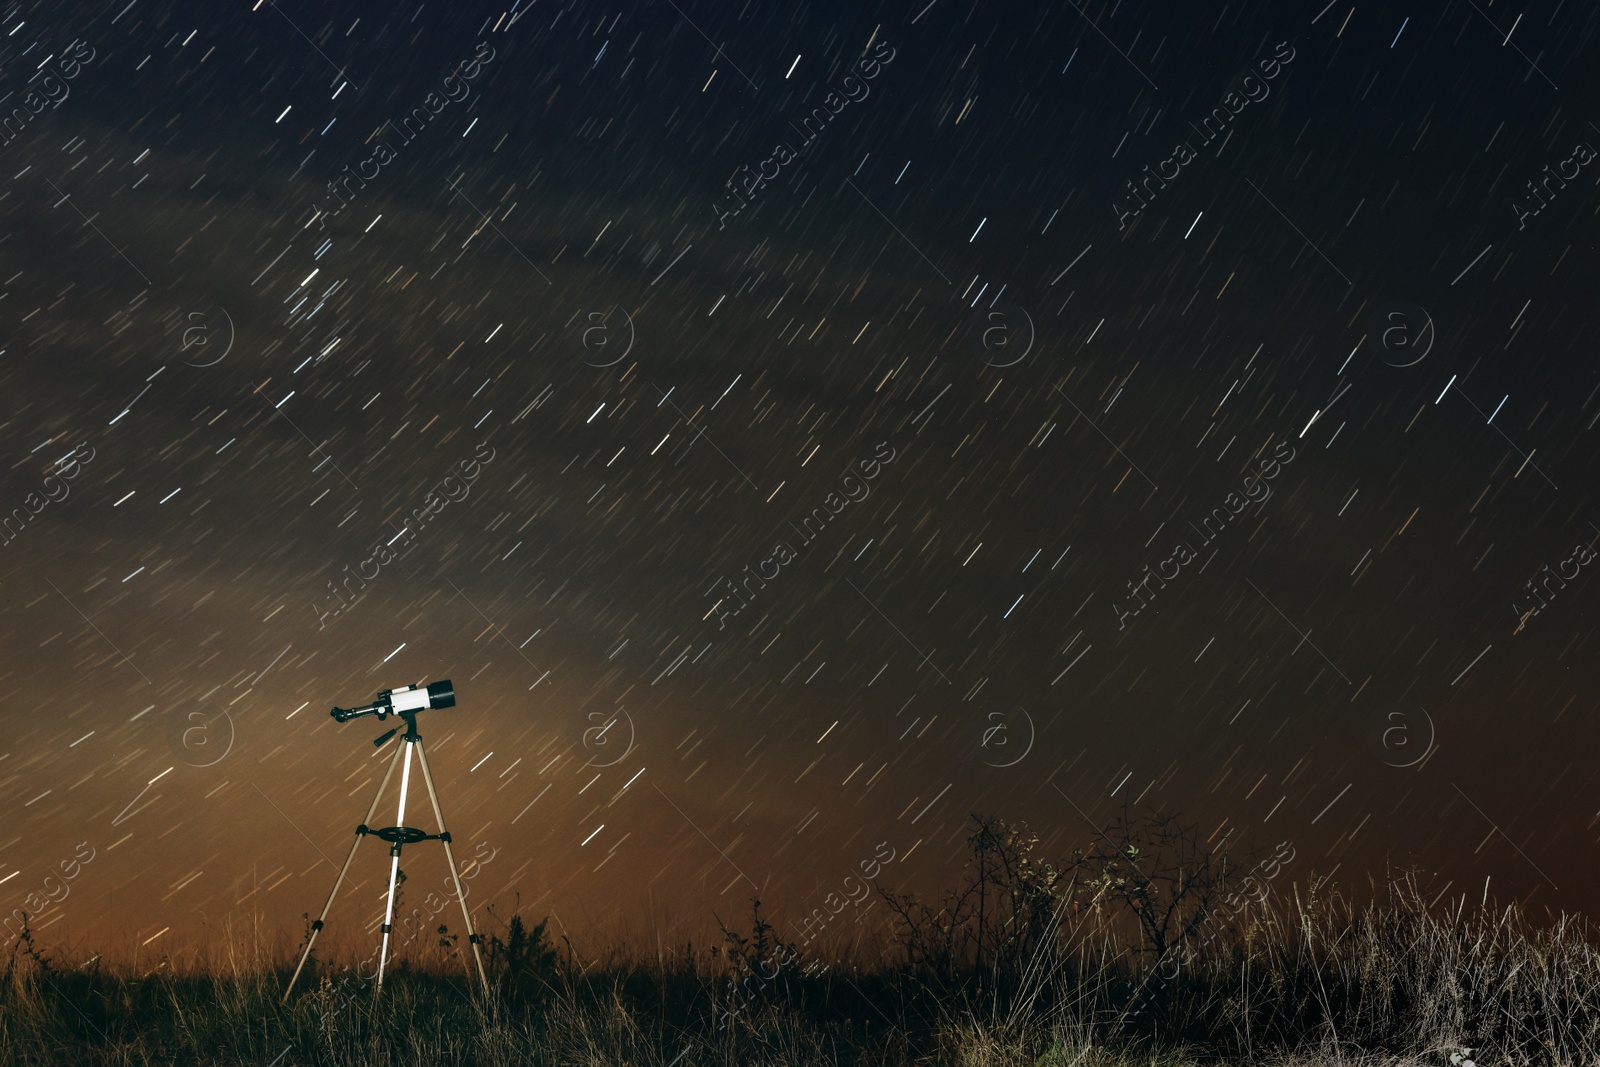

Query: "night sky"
<box><xmin>2</xmin><ymin>0</ymin><xmax>1598</xmax><ymax>969</ymax></box>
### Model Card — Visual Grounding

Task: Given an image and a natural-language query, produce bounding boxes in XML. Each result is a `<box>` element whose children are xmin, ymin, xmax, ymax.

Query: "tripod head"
<box><xmin>330</xmin><ymin>679</ymin><xmax>456</xmax><ymax>746</ymax></box>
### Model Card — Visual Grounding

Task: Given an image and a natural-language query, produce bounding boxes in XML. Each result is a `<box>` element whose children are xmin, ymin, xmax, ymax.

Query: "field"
<box><xmin>3</xmin><ymin>869</ymin><xmax>1596</xmax><ymax>1067</ymax></box>
<box><xmin>4</xmin><ymin>814</ymin><xmax>1592</xmax><ymax>1066</ymax></box>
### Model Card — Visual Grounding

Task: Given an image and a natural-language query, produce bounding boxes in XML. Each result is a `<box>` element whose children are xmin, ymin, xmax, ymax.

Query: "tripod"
<box><xmin>283</xmin><ymin>706</ymin><xmax>490</xmax><ymax>1000</ymax></box>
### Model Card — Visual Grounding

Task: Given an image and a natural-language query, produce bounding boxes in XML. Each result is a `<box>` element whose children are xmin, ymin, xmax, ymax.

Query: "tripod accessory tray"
<box><xmin>367</xmin><ymin>825</ymin><xmax>444</xmax><ymax>845</ymax></box>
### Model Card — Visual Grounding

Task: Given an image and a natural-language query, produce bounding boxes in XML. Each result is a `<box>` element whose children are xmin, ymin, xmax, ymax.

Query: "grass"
<box><xmin>2</xmin><ymin>872</ymin><xmax>1595</xmax><ymax>1066</ymax></box>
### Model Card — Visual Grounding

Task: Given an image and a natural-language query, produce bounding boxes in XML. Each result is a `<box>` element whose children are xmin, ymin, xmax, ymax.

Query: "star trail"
<box><xmin>0</xmin><ymin>0</ymin><xmax>1596</xmax><ymax>1019</ymax></box>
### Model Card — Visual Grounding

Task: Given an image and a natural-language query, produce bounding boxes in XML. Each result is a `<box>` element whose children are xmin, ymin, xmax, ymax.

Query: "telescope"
<box><xmin>287</xmin><ymin>677</ymin><xmax>489</xmax><ymax>1001</ymax></box>
<box><xmin>331</xmin><ymin>679</ymin><xmax>455</xmax><ymax>722</ymax></box>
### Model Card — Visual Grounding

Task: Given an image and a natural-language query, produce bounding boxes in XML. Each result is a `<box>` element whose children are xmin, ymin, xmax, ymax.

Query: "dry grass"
<box><xmin>1</xmin><ymin>875</ymin><xmax>1594</xmax><ymax>1066</ymax></box>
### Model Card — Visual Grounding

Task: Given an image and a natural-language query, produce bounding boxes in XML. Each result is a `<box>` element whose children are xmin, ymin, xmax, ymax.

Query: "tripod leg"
<box><xmin>414</xmin><ymin>738</ymin><xmax>492</xmax><ymax>997</ymax></box>
<box><xmin>283</xmin><ymin>737</ymin><xmax>408</xmax><ymax>1002</ymax></box>
<box><xmin>375</xmin><ymin>739</ymin><xmax>417</xmax><ymax>994</ymax></box>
